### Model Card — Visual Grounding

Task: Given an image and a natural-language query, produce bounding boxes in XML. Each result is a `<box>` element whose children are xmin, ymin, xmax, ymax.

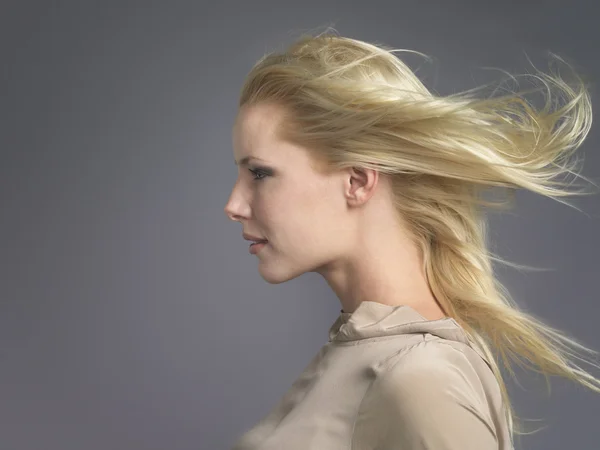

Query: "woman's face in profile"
<box><xmin>224</xmin><ymin>102</ymin><xmax>354</xmax><ymax>284</ymax></box>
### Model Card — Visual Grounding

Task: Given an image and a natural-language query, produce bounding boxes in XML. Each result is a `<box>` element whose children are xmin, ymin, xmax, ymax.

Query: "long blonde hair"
<box><xmin>237</xmin><ymin>28</ymin><xmax>600</xmax><ymax>441</ymax></box>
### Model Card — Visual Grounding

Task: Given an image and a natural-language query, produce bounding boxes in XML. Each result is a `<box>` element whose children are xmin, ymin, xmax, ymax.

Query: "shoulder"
<box><xmin>380</xmin><ymin>338</ymin><xmax>491</xmax><ymax>393</ymax></box>
<box><xmin>352</xmin><ymin>339</ymin><xmax>500</xmax><ymax>449</ymax></box>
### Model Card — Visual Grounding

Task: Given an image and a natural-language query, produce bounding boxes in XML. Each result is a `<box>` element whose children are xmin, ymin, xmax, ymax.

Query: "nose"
<box><xmin>224</xmin><ymin>176</ymin><xmax>253</xmax><ymax>222</ymax></box>
<box><xmin>224</xmin><ymin>187</ymin><xmax>245</xmax><ymax>222</ymax></box>
<box><xmin>224</xmin><ymin>198</ymin><xmax>239</xmax><ymax>222</ymax></box>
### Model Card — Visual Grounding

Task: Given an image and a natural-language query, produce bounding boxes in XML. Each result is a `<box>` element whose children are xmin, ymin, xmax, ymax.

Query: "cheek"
<box><xmin>293</xmin><ymin>186</ymin><xmax>344</xmax><ymax>241</ymax></box>
<box><xmin>258</xmin><ymin>180</ymin><xmax>345</xmax><ymax>247</ymax></box>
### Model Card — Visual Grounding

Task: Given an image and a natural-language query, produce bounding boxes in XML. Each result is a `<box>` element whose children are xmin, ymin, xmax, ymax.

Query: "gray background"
<box><xmin>1</xmin><ymin>1</ymin><xmax>599</xmax><ymax>449</ymax></box>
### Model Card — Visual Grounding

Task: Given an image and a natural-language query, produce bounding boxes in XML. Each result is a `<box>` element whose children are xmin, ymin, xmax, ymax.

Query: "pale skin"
<box><xmin>224</xmin><ymin>102</ymin><xmax>446</xmax><ymax>320</ymax></box>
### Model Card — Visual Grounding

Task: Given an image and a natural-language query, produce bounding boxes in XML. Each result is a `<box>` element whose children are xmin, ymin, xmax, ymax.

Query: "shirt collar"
<box><xmin>328</xmin><ymin>301</ymin><xmax>467</xmax><ymax>345</ymax></box>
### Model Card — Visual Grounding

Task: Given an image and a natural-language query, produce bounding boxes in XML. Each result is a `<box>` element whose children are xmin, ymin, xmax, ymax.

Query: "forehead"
<box><xmin>232</xmin><ymin>103</ymin><xmax>290</xmax><ymax>164</ymax></box>
<box><xmin>233</xmin><ymin>103</ymin><xmax>285</xmax><ymax>148</ymax></box>
<box><xmin>232</xmin><ymin>103</ymin><xmax>326</xmax><ymax>173</ymax></box>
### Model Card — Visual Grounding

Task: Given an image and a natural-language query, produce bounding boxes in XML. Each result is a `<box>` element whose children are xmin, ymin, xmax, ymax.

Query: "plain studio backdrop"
<box><xmin>1</xmin><ymin>1</ymin><xmax>599</xmax><ymax>449</ymax></box>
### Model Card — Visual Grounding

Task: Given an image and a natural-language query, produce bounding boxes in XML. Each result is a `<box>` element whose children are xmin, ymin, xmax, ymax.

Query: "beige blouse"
<box><xmin>231</xmin><ymin>301</ymin><xmax>514</xmax><ymax>449</ymax></box>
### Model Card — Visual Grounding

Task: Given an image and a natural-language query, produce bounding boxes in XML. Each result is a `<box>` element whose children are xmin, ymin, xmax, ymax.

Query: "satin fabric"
<box><xmin>231</xmin><ymin>301</ymin><xmax>513</xmax><ymax>449</ymax></box>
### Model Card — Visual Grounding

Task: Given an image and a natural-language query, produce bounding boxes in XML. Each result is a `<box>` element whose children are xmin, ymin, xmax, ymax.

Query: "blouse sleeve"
<box><xmin>352</xmin><ymin>340</ymin><xmax>500</xmax><ymax>450</ymax></box>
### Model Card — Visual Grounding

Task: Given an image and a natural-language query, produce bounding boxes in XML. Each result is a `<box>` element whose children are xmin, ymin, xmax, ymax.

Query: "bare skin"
<box><xmin>224</xmin><ymin>102</ymin><xmax>446</xmax><ymax>320</ymax></box>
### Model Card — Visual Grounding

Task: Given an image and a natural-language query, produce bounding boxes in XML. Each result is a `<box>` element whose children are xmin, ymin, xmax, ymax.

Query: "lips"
<box><xmin>243</xmin><ymin>232</ymin><xmax>267</xmax><ymax>243</ymax></box>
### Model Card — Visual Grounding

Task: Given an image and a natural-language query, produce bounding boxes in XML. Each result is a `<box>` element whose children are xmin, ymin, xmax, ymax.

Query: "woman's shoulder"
<box><xmin>375</xmin><ymin>337</ymin><xmax>496</xmax><ymax>401</ymax></box>
<box><xmin>351</xmin><ymin>338</ymin><xmax>508</xmax><ymax>449</ymax></box>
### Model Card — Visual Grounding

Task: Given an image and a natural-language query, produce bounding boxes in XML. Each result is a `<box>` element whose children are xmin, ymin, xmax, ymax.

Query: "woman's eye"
<box><xmin>249</xmin><ymin>168</ymin><xmax>268</xmax><ymax>181</ymax></box>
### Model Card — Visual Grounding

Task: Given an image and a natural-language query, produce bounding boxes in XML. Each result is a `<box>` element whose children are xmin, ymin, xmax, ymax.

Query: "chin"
<box><xmin>257</xmin><ymin>264</ymin><xmax>307</xmax><ymax>285</ymax></box>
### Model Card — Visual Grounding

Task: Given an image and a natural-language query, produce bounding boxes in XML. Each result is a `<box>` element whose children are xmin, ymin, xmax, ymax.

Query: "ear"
<box><xmin>345</xmin><ymin>166</ymin><xmax>380</xmax><ymax>207</ymax></box>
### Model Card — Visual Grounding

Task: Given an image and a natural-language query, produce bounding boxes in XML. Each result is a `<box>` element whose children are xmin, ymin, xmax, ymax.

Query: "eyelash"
<box><xmin>249</xmin><ymin>168</ymin><xmax>269</xmax><ymax>181</ymax></box>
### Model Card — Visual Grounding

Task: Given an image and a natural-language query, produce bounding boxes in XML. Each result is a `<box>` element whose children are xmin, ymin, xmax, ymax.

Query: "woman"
<box><xmin>224</xmin><ymin>30</ymin><xmax>600</xmax><ymax>449</ymax></box>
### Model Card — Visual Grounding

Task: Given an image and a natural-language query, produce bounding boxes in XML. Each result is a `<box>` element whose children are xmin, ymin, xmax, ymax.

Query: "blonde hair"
<box><xmin>237</xmin><ymin>28</ymin><xmax>600</xmax><ymax>442</ymax></box>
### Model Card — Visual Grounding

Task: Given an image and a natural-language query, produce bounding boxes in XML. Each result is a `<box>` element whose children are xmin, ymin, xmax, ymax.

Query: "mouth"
<box><xmin>249</xmin><ymin>240</ymin><xmax>268</xmax><ymax>254</ymax></box>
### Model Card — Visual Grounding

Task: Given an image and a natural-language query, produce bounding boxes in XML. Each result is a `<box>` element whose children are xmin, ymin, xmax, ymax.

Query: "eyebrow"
<box><xmin>234</xmin><ymin>156</ymin><xmax>267</xmax><ymax>167</ymax></box>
